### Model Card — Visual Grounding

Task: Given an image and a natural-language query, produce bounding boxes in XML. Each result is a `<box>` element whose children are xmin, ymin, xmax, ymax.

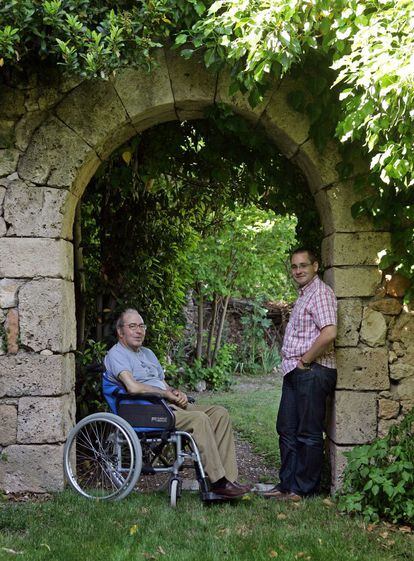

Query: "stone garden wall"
<box><xmin>0</xmin><ymin>49</ymin><xmax>412</xmax><ymax>493</ymax></box>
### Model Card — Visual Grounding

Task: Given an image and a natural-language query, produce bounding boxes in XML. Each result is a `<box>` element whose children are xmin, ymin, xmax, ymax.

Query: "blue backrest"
<box><xmin>102</xmin><ymin>371</ymin><xmax>125</xmax><ymax>414</ymax></box>
<box><xmin>101</xmin><ymin>372</ymin><xmax>175</xmax><ymax>432</ymax></box>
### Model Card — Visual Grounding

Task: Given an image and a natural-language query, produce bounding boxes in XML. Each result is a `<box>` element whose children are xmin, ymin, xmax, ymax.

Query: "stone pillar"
<box><xmin>0</xmin><ymin>114</ymin><xmax>77</xmax><ymax>491</ymax></box>
<box><xmin>321</xmin><ymin>229</ymin><xmax>412</xmax><ymax>489</ymax></box>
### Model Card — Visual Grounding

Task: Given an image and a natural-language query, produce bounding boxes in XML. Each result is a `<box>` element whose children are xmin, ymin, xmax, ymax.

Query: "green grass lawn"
<box><xmin>1</xmin><ymin>377</ymin><xmax>413</xmax><ymax>561</ymax></box>
<box><xmin>198</xmin><ymin>377</ymin><xmax>282</xmax><ymax>468</ymax></box>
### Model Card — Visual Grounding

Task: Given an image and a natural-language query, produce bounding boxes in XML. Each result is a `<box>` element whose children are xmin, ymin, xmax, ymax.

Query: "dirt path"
<box><xmin>226</xmin><ymin>374</ymin><xmax>279</xmax><ymax>485</ymax></box>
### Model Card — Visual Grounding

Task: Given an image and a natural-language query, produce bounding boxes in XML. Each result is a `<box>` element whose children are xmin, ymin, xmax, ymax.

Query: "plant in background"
<box><xmin>165</xmin><ymin>343</ymin><xmax>236</xmax><ymax>391</ymax></box>
<box><xmin>338</xmin><ymin>406</ymin><xmax>414</xmax><ymax>524</ymax></box>
<box><xmin>237</xmin><ymin>300</ymin><xmax>277</xmax><ymax>376</ymax></box>
<box><xmin>76</xmin><ymin>339</ymin><xmax>108</xmax><ymax>419</ymax></box>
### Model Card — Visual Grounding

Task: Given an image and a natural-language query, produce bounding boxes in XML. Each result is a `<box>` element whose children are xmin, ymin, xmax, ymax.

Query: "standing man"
<box><xmin>104</xmin><ymin>308</ymin><xmax>250</xmax><ymax>499</ymax></box>
<box><xmin>264</xmin><ymin>248</ymin><xmax>337</xmax><ymax>501</ymax></box>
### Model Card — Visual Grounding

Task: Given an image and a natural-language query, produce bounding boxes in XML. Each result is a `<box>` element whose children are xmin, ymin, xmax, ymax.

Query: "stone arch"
<box><xmin>0</xmin><ymin>49</ymin><xmax>395</xmax><ymax>493</ymax></box>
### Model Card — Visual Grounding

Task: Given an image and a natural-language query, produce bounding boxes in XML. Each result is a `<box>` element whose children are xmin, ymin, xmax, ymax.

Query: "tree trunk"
<box><xmin>195</xmin><ymin>282</ymin><xmax>204</xmax><ymax>361</ymax></box>
<box><xmin>211</xmin><ymin>294</ymin><xmax>230</xmax><ymax>367</ymax></box>
<box><xmin>206</xmin><ymin>293</ymin><xmax>218</xmax><ymax>367</ymax></box>
<box><xmin>96</xmin><ymin>293</ymin><xmax>103</xmax><ymax>341</ymax></box>
<box><xmin>73</xmin><ymin>201</ymin><xmax>86</xmax><ymax>351</ymax></box>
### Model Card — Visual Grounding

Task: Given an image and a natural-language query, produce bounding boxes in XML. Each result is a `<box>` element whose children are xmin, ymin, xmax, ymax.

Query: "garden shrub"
<box><xmin>338</xmin><ymin>407</ymin><xmax>414</xmax><ymax>524</ymax></box>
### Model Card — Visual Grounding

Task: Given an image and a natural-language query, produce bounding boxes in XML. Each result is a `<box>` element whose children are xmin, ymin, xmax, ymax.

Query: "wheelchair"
<box><xmin>63</xmin><ymin>371</ymin><xmax>223</xmax><ymax>507</ymax></box>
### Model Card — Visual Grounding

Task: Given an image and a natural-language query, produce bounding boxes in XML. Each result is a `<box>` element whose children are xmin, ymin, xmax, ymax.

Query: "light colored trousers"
<box><xmin>172</xmin><ymin>404</ymin><xmax>238</xmax><ymax>484</ymax></box>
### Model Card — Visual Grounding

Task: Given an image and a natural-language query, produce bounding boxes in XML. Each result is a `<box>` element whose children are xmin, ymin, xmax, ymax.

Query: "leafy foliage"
<box><xmin>238</xmin><ymin>300</ymin><xmax>281</xmax><ymax>376</ymax></box>
<box><xmin>338</xmin><ymin>407</ymin><xmax>414</xmax><ymax>524</ymax></box>
<box><xmin>80</xmin><ymin>114</ymin><xmax>309</xmax><ymax>359</ymax></box>
<box><xmin>166</xmin><ymin>342</ymin><xmax>236</xmax><ymax>390</ymax></box>
<box><xmin>2</xmin><ymin>1</ymin><xmax>413</xmax><ymax>285</ymax></box>
<box><xmin>75</xmin><ymin>339</ymin><xmax>108</xmax><ymax>418</ymax></box>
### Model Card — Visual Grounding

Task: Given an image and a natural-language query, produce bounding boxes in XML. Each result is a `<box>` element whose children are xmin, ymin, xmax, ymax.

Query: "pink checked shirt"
<box><xmin>281</xmin><ymin>275</ymin><xmax>337</xmax><ymax>375</ymax></box>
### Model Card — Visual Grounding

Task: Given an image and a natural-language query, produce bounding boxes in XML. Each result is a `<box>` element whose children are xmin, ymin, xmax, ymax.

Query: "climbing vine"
<box><xmin>1</xmin><ymin>0</ymin><xmax>414</xmax><ymax>287</ymax></box>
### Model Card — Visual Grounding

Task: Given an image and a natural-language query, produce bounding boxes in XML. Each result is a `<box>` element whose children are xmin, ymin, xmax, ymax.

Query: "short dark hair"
<box><xmin>290</xmin><ymin>247</ymin><xmax>318</xmax><ymax>264</ymax></box>
<box><xmin>116</xmin><ymin>308</ymin><xmax>140</xmax><ymax>331</ymax></box>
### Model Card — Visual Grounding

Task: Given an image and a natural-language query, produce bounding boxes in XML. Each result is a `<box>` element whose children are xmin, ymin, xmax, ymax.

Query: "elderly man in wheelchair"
<box><xmin>64</xmin><ymin>309</ymin><xmax>250</xmax><ymax>506</ymax></box>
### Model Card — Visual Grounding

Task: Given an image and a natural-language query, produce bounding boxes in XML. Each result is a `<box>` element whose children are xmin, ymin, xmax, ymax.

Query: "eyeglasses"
<box><xmin>291</xmin><ymin>262</ymin><xmax>313</xmax><ymax>271</ymax></box>
<box><xmin>125</xmin><ymin>323</ymin><xmax>147</xmax><ymax>331</ymax></box>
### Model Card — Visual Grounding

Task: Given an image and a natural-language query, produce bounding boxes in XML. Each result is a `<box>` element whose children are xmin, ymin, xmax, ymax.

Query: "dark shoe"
<box><xmin>284</xmin><ymin>492</ymin><xmax>302</xmax><ymax>502</ymax></box>
<box><xmin>212</xmin><ymin>480</ymin><xmax>248</xmax><ymax>498</ymax></box>
<box><xmin>262</xmin><ymin>487</ymin><xmax>287</xmax><ymax>499</ymax></box>
<box><xmin>233</xmin><ymin>481</ymin><xmax>252</xmax><ymax>492</ymax></box>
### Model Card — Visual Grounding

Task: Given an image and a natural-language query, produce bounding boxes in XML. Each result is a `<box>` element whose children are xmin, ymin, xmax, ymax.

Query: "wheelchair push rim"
<box><xmin>63</xmin><ymin>413</ymin><xmax>142</xmax><ymax>501</ymax></box>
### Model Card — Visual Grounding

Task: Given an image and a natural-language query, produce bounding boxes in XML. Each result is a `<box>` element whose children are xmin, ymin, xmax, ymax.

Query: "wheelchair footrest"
<box><xmin>200</xmin><ymin>491</ymin><xmax>242</xmax><ymax>502</ymax></box>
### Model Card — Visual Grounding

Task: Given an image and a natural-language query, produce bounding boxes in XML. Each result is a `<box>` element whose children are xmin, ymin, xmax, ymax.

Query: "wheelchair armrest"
<box><xmin>115</xmin><ymin>392</ymin><xmax>176</xmax><ymax>431</ymax></box>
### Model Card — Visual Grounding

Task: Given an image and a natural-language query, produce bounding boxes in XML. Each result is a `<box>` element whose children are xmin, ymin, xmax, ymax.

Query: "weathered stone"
<box><xmin>369</xmin><ymin>298</ymin><xmax>402</xmax><ymax>316</ymax></box>
<box><xmin>0</xmin><ymin>238</ymin><xmax>73</xmax><ymax>279</ymax></box>
<box><xmin>18</xmin><ymin>115</ymin><xmax>100</xmax><ymax>190</ymax></box>
<box><xmin>17</xmin><ymin>394</ymin><xmax>75</xmax><ymax>444</ymax></box>
<box><xmin>392</xmin><ymin>341</ymin><xmax>405</xmax><ymax>357</ymax></box>
<box><xmin>0</xmin><ymin>279</ymin><xmax>23</xmax><ymax>309</ymax></box>
<box><xmin>5</xmin><ymin>308</ymin><xmax>19</xmax><ymax>354</ymax></box>
<box><xmin>389</xmin><ymin>311</ymin><xmax>414</xmax><ymax>347</ymax></box>
<box><xmin>401</xmin><ymin>398</ymin><xmax>414</xmax><ymax>413</ymax></box>
<box><xmin>0</xmin><ymin>405</ymin><xmax>17</xmax><ymax>446</ymax></box>
<box><xmin>3</xmin><ymin>179</ymin><xmax>78</xmax><ymax>239</ymax></box>
<box><xmin>378</xmin><ymin>399</ymin><xmax>400</xmax><ymax>420</ymax></box>
<box><xmin>336</xmin><ymin>298</ymin><xmax>362</xmax><ymax>347</ymax></box>
<box><xmin>324</xmin><ymin>267</ymin><xmax>382</xmax><ymax>298</ymax></box>
<box><xmin>336</xmin><ymin>347</ymin><xmax>389</xmax><ymax>390</ymax></box>
<box><xmin>329</xmin><ymin>391</ymin><xmax>377</xmax><ymax>444</ymax></box>
<box><xmin>0</xmin><ymin>119</ymin><xmax>16</xmax><ymax>149</ymax></box>
<box><xmin>0</xmin><ymin>184</ymin><xmax>6</xmax><ymax>206</ymax></box>
<box><xmin>314</xmin><ymin>181</ymin><xmax>374</xmax><ymax>236</ymax></box>
<box><xmin>166</xmin><ymin>50</ymin><xmax>217</xmax><ymax>121</ymax></box>
<box><xmin>260</xmin><ymin>78</ymin><xmax>309</xmax><ymax>158</ymax></box>
<box><xmin>0</xmin><ymin>148</ymin><xmax>20</xmax><ymax>177</ymax></box>
<box><xmin>360</xmin><ymin>308</ymin><xmax>387</xmax><ymax>347</ymax></box>
<box><xmin>389</xmin><ymin>350</ymin><xmax>398</xmax><ymax>364</ymax></box>
<box><xmin>0</xmin><ymin>352</ymin><xmax>75</xmax><ymax>397</ymax></box>
<box><xmin>56</xmin><ymin>79</ymin><xmax>136</xmax><ymax>160</ymax></box>
<box><xmin>322</xmin><ymin>232</ymin><xmax>391</xmax><ymax>267</ymax></box>
<box><xmin>389</xmin><ymin>362</ymin><xmax>414</xmax><ymax>381</ymax></box>
<box><xmin>111</xmin><ymin>49</ymin><xmax>176</xmax><ymax>133</ymax></box>
<box><xmin>19</xmin><ymin>279</ymin><xmax>76</xmax><ymax>353</ymax></box>
<box><xmin>0</xmin><ymin>444</ymin><xmax>65</xmax><ymax>492</ymax></box>
<box><xmin>39</xmin><ymin>349</ymin><xmax>53</xmax><ymax>356</ymax></box>
<box><xmin>395</xmin><ymin>375</ymin><xmax>414</xmax><ymax>400</ymax></box>
<box><xmin>378</xmin><ymin>418</ymin><xmax>399</xmax><ymax>438</ymax></box>
<box><xmin>0</xmin><ymin>85</ymin><xmax>25</xmax><ymax>118</ymax></box>
<box><xmin>329</xmin><ymin>443</ymin><xmax>353</xmax><ymax>492</ymax></box>
<box><xmin>14</xmin><ymin>110</ymin><xmax>46</xmax><ymax>152</ymax></box>
<box><xmin>291</xmin><ymin>139</ymin><xmax>342</xmax><ymax>194</ymax></box>
<box><xmin>0</xmin><ymin>217</ymin><xmax>7</xmax><ymax>236</ymax></box>
<box><xmin>386</xmin><ymin>273</ymin><xmax>411</xmax><ymax>298</ymax></box>
<box><xmin>216</xmin><ymin>69</ymin><xmax>274</xmax><ymax>127</ymax></box>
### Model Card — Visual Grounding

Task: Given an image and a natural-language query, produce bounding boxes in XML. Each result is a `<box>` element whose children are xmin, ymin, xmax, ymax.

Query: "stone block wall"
<box><xmin>328</xmin><ymin>272</ymin><xmax>414</xmax><ymax>490</ymax></box>
<box><xmin>1</xmin><ymin>53</ymin><xmax>413</xmax><ymax>495</ymax></box>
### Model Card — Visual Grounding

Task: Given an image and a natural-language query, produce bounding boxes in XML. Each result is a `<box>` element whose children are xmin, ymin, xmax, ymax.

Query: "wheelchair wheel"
<box><xmin>63</xmin><ymin>412</ymin><xmax>142</xmax><ymax>501</ymax></box>
<box><xmin>169</xmin><ymin>478</ymin><xmax>181</xmax><ymax>508</ymax></box>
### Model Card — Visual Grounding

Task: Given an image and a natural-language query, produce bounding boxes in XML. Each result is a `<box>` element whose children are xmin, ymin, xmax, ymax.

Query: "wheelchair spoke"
<box><xmin>64</xmin><ymin>414</ymin><xmax>142</xmax><ymax>500</ymax></box>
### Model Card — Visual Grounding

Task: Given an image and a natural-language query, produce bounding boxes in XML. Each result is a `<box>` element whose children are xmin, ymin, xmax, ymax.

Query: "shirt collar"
<box><xmin>298</xmin><ymin>274</ymin><xmax>320</xmax><ymax>296</ymax></box>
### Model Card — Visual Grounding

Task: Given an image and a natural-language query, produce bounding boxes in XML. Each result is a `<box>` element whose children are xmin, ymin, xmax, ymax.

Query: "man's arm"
<box><xmin>118</xmin><ymin>371</ymin><xmax>188</xmax><ymax>408</ymax></box>
<box><xmin>298</xmin><ymin>324</ymin><xmax>337</xmax><ymax>368</ymax></box>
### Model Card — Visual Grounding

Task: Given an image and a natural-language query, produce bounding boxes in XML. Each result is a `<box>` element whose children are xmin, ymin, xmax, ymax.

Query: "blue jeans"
<box><xmin>276</xmin><ymin>363</ymin><xmax>337</xmax><ymax>496</ymax></box>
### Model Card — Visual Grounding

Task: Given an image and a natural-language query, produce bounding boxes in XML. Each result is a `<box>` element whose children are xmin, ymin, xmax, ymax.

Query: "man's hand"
<box><xmin>164</xmin><ymin>388</ymin><xmax>188</xmax><ymax>409</ymax></box>
<box><xmin>171</xmin><ymin>388</ymin><xmax>188</xmax><ymax>408</ymax></box>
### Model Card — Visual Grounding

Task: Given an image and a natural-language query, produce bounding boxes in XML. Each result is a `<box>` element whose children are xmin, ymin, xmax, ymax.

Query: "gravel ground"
<box><xmin>234</xmin><ymin>435</ymin><xmax>277</xmax><ymax>486</ymax></box>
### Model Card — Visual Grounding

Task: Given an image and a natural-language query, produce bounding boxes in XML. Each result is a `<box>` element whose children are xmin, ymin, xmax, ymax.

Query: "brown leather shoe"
<box><xmin>233</xmin><ymin>481</ymin><xmax>252</xmax><ymax>492</ymax></box>
<box><xmin>212</xmin><ymin>480</ymin><xmax>248</xmax><ymax>498</ymax></box>
<box><xmin>262</xmin><ymin>487</ymin><xmax>287</xmax><ymax>499</ymax></box>
<box><xmin>284</xmin><ymin>492</ymin><xmax>302</xmax><ymax>502</ymax></box>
